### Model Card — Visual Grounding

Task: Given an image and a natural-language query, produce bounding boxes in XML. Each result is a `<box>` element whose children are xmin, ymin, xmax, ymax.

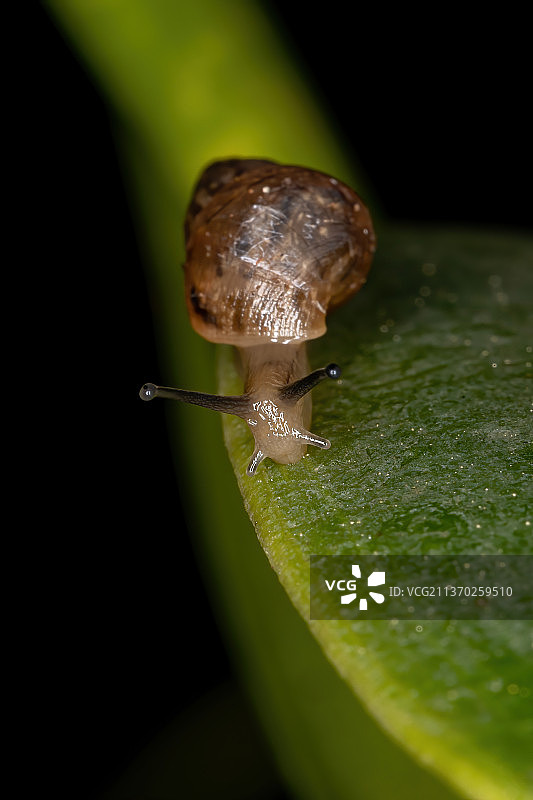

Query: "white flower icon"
<box><xmin>341</xmin><ymin>564</ymin><xmax>386</xmax><ymax>610</ymax></box>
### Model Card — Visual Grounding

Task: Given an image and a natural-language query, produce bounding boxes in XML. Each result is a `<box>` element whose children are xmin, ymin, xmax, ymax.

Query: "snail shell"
<box><xmin>140</xmin><ymin>158</ymin><xmax>376</xmax><ymax>476</ymax></box>
<box><xmin>184</xmin><ymin>158</ymin><xmax>375</xmax><ymax>347</ymax></box>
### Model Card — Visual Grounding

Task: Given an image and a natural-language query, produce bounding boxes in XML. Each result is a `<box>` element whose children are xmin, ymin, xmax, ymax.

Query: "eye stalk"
<box><xmin>139</xmin><ymin>383</ymin><xmax>250</xmax><ymax>414</ymax></box>
<box><xmin>279</xmin><ymin>363</ymin><xmax>341</xmax><ymax>401</ymax></box>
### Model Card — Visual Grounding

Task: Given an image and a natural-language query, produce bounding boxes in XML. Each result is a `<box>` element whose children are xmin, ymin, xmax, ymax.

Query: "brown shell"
<box><xmin>184</xmin><ymin>159</ymin><xmax>376</xmax><ymax>347</ymax></box>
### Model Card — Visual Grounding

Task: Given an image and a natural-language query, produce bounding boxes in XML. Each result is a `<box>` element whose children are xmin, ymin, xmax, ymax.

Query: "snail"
<box><xmin>140</xmin><ymin>158</ymin><xmax>375</xmax><ymax>476</ymax></box>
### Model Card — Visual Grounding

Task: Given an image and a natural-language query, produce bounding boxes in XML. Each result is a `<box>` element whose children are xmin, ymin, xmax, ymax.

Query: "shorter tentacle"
<box><xmin>294</xmin><ymin>430</ymin><xmax>331</xmax><ymax>449</ymax></box>
<box><xmin>246</xmin><ymin>448</ymin><xmax>267</xmax><ymax>476</ymax></box>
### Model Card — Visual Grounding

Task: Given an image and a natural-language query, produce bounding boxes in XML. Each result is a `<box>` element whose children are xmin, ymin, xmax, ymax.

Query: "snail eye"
<box><xmin>139</xmin><ymin>383</ymin><xmax>157</xmax><ymax>401</ymax></box>
<box><xmin>325</xmin><ymin>363</ymin><xmax>342</xmax><ymax>380</ymax></box>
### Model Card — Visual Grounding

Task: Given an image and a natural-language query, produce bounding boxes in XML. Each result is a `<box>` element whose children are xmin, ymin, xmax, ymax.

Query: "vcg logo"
<box><xmin>325</xmin><ymin>564</ymin><xmax>386</xmax><ymax>611</ymax></box>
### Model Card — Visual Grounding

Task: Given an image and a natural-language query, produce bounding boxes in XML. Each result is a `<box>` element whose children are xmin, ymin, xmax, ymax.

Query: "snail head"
<box><xmin>139</xmin><ymin>363</ymin><xmax>341</xmax><ymax>476</ymax></box>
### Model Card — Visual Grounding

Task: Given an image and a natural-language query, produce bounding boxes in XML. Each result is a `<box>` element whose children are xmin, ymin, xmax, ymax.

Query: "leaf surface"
<box><xmin>218</xmin><ymin>225</ymin><xmax>533</xmax><ymax>800</ymax></box>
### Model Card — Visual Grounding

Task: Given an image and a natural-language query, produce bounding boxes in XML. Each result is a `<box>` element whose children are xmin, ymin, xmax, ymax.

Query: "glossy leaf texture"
<box><xmin>218</xmin><ymin>225</ymin><xmax>533</xmax><ymax>799</ymax></box>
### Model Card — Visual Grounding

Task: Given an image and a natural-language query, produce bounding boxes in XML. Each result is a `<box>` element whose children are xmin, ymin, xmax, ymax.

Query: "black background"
<box><xmin>35</xmin><ymin>2</ymin><xmax>529</xmax><ymax>797</ymax></box>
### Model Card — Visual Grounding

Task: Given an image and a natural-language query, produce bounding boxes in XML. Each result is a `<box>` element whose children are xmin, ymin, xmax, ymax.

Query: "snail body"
<box><xmin>140</xmin><ymin>158</ymin><xmax>375</xmax><ymax>475</ymax></box>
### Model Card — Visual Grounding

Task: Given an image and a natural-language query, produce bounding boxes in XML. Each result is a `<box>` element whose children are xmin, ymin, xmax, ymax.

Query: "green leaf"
<box><xmin>218</xmin><ymin>224</ymin><xmax>533</xmax><ymax>799</ymax></box>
